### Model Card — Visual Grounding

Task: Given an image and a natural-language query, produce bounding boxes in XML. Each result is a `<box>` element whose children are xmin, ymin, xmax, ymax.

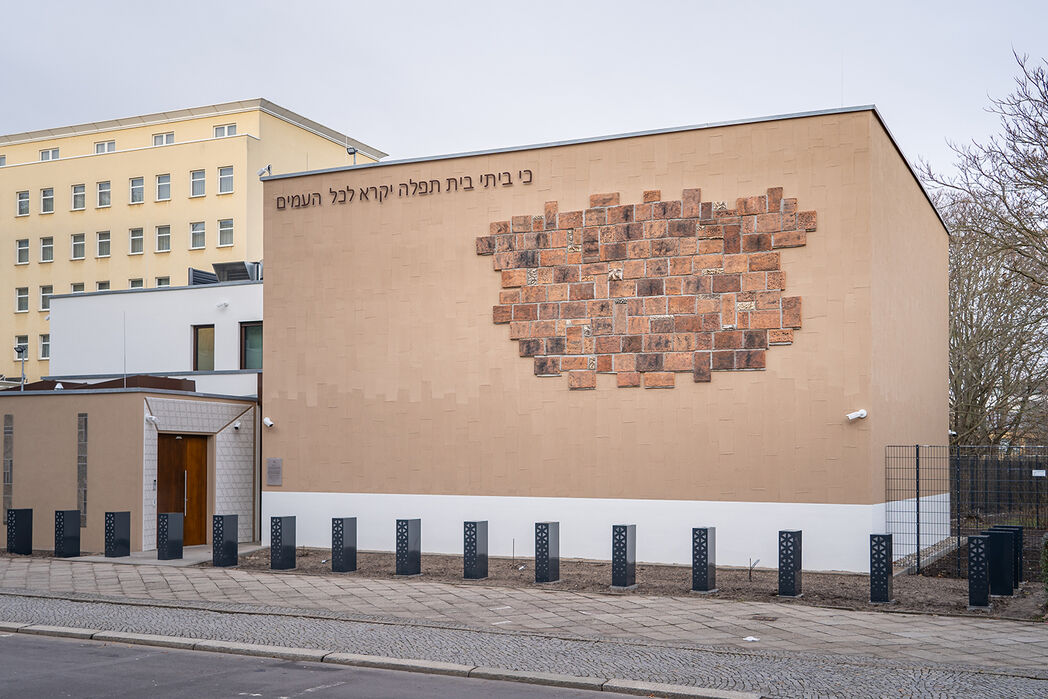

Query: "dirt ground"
<box><xmin>231</xmin><ymin>547</ymin><xmax>1047</xmax><ymax>621</ymax></box>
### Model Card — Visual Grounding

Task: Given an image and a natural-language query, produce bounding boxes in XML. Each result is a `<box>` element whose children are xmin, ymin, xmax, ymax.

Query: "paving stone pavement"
<box><xmin>1</xmin><ymin>558</ymin><xmax>1046</xmax><ymax>697</ymax></box>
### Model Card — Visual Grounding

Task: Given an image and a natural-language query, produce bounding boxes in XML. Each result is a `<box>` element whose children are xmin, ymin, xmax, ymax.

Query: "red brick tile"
<box><xmin>749</xmin><ymin>310</ymin><xmax>781</xmax><ymax>329</ymax></box>
<box><xmin>644</xmin><ymin>372</ymin><xmax>675</xmax><ymax>388</ymax></box>
<box><xmin>585</xmin><ymin>208</ymin><xmax>608</xmax><ymax>226</ymax></box>
<box><xmin>798</xmin><ymin>211</ymin><xmax>817</xmax><ymax>231</ymax></box>
<box><xmin>767</xmin><ymin>270</ymin><xmax>786</xmax><ymax>289</ymax></box>
<box><xmin>643</xmin><ymin>190</ymin><xmax>662</xmax><ymax>203</ymax></box>
<box><xmin>773</xmin><ymin>230</ymin><xmax>806</xmax><ymax>248</ymax></box>
<box><xmin>668</xmin><ymin>295</ymin><xmax>695</xmax><ymax>314</ymax></box>
<box><xmin>664</xmin><ymin>277</ymin><xmax>683</xmax><ymax>295</ymax></box>
<box><xmin>547</xmin><ymin>284</ymin><xmax>569</xmax><ymax>302</ymax></box>
<box><xmin>652</xmin><ymin>201</ymin><xmax>682</xmax><ymax>219</ymax></box>
<box><xmin>617</xmin><ymin>371</ymin><xmax>641</xmax><ymax>388</ymax></box>
<box><xmin>682</xmin><ymin>188</ymin><xmax>702</xmax><ymax>217</ymax></box>
<box><xmin>736</xmin><ymin>349</ymin><xmax>766</xmax><ymax>369</ymax></box>
<box><xmin>534</xmin><ymin>356</ymin><xmax>560</xmax><ymax>375</ymax></box>
<box><xmin>645</xmin><ymin>259</ymin><xmax>669</xmax><ymax>278</ymax></box>
<box><xmin>568</xmin><ymin>370</ymin><xmax>597</xmax><ymax>389</ymax></box>
<box><xmin>767</xmin><ymin>187</ymin><xmax>783</xmax><ymax>212</ymax></box>
<box><xmin>736</xmin><ymin>195</ymin><xmax>767</xmax><ymax>215</ymax></box>
<box><xmin>711</xmin><ymin>274</ymin><xmax>741</xmax><ymax>294</ymax></box>
<box><xmin>607</xmin><ymin>205</ymin><xmax>634</xmax><ymax>224</ymax></box>
<box><xmin>748</xmin><ymin>252</ymin><xmax>780</xmax><ymax>272</ymax></box>
<box><xmin>493</xmin><ymin>305</ymin><xmax>512</xmax><ymax>324</ymax></box>
<box><xmin>589</xmin><ymin>193</ymin><xmax>620</xmax><ymax>207</ymax></box>
<box><xmin>768</xmin><ymin>328</ymin><xmax>794</xmax><ymax>345</ymax></box>
<box><xmin>711</xmin><ymin>350</ymin><xmax>735</xmax><ymax>370</ymax></box>
<box><xmin>502</xmin><ymin>269</ymin><xmax>527</xmax><ymax>287</ymax></box>
<box><xmin>782</xmin><ymin>296</ymin><xmax>802</xmax><ymax>328</ymax></box>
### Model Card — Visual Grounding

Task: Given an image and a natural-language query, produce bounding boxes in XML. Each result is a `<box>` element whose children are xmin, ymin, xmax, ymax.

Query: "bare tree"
<box><xmin>944</xmin><ymin>192</ymin><xmax>1048</xmax><ymax>445</ymax></box>
<box><xmin>922</xmin><ymin>53</ymin><xmax>1048</xmax><ymax>287</ymax></box>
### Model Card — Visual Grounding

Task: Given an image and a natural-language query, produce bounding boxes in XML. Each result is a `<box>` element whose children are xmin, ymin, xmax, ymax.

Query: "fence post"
<box><xmin>914</xmin><ymin>444</ymin><xmax>920</xmax><ymax>574</ymax></box>
<box><xmin>952</xmin><ymin>444</ymin><xmax>961</xmax><ymax>578</ymax></box>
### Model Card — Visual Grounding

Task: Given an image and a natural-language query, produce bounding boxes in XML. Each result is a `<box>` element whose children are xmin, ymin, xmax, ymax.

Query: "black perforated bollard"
<box><xmin>157</xmin><ymin>513</ymin><xmax>183</xmax><ymax>560</ymax></box>
<box><xmin>691</xmin><ymin>527</ymin><xmax>717</xmax><ymax>593</ymax></box>
<box><xmin>395</xmin><ymin>518</ymin><xmax>421</xmax><ymax>576</ymax></box>
<box><xmin>982</xmin><ymin>529</ymin><xmax>1014</xmax><ymax>596</ymax></box>
<box><xmin>332</xmin><ymin>517</ymin><xmax>357</xmax><ymax>573</ymax></box>
<box><xmin>869</xmin><ymin>533</ymin><xmax>893</xmax><ymax>603</ymax></box>
<box><xmin>611</xmin><ymin>524</ymin><xmax>636</xmax><ymax>589</ymax></box>
<box><xmin>464</xmin><ymin>521</ymin><xmax>488</xmax><ymax>580</ymax></box>
<box><xmin>212</xmin><ymin>514</ymin><xmax>238</xmax><ymax>567</ymax></box>
<box><xmin>54</xmin><ymin>510</ymin><xmax>80</xmax><ymax>558</ymax></box>
<box><xmin>778</xmin><ymin>530</ymin><xmax>802</xmax><ymax>597</ymax></box>
<box><xmin>535</xmin><ymin>521</ymin><xmax>560</xmax><ymax>583</ymax></box>
<box><xmin>992</xmin><ymin>525</ymin><xmax>1023</xmax><ymax>585</ymax></box>
<box><xmin>270</xmin><ymin>516</ymin><xmax>296</xmax><ymax>570</ymax></box>
<box><xmin>7</xmin><ymin>508</ymin><xmax>32</xmax><ymax>555</ymax></box>
<box><xmin>968</xmin><ymin>535</ymin><xmax>990</xmax><ymax>609</ymax></box>
<box><xmin>105</xmin><ymin>511</ymin><xmax>130</xmax><ymax>558</ymax></box>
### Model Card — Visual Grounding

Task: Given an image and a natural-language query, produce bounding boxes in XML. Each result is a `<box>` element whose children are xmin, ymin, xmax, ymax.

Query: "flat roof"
<box><xmin>262</xmin><ymin>105</ymin><xmax>946</xmax><ymax>231</ymax></box>
<box><xmin>50</xmin><ymin>278</ymin><xmax>261</xmax><ymax>302</ymax></box>
<box><xmin>0</xmin><ymin>98</ymin><xmax>387</xmax><ymax>160</ymax></box>
<box><xmin>0</xmin><ymin>387</ymin><xmax>257</xmax><ymax>402</ymax></box>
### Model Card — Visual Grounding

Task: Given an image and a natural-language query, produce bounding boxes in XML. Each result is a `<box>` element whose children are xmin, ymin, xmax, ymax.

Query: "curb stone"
<box><xmin>468</xmin><ymin>666</ymin><xmax>606</xmax><ymax>689</ymax></box>
<box><xmin>7</xmin><ymin>622</ymin><xmax>766</xmax><ymax>698</ymax></box>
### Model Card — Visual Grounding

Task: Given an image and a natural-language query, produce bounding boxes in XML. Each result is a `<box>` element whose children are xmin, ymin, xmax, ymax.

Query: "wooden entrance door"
<box><xmin>157</xmin><ymin>434</ymin><xmax>208</xmax><ymax>545</ymax></box>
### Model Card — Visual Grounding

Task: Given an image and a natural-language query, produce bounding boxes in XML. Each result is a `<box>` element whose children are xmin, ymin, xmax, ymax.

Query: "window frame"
<box><xmin>96</xmin><ymin>181</ymin><xmax>111</xmax><ymax>208</ymax></box>
<box><xmin>40</xmin><ymin>188</ymin><xmax>54</xmax><ymax>214</ymax></box>
<box><xmin>129</xmin><ymin>228</ymin><xmax>144</xmax><ymax>255</ymax></box>
<box><xmin>190</xmin><ymin>169</ymin><xmax>206</xmax><ymax>197</ymax></box>
<box><xmin>95</xmin><ymin>281</ymin><xmax>110</xmax><ymax>292</ymax></box>
<box><xmin>39</xmin><ymin>285</ymin><xmax>53</xmax><ymax>311</ymax></box>
<box><xmin>14</xmin><ymin>336</ymin><xmax>28</xmax><ymax>360</ymax></box>
<box><xmin>155</xmin><ymin>225</ymin><xmax>171</xmax><ymax>253</ymax></box>
<box><xmin>39</xmin><ymin>334</ymin><xmax>50</xmax><ymax>360</ymax></box>
<box><xmin>94</xmin><ymin>140</ymin><xmax>115</xmax><ymax>154</ymax></box>
<box><xmin>239</xmin><ymin>321</ymin><xmax>262</xmax><ymax>370</ymax></box>
<box><xmin>193</xmin><ymin>324</ymin><xmax>216</xmax><ymax>371</ymax></box>
<box><xmin>39</xmin><ymin>148</ymin><xmax>59</xmax><ymax>161</ymax></box>
<box><xmin>156</xmin><ymin>173</ymin><xmax>171</xmax><ymax>201</ymax></box>
<box><xmin>152</xmin><ymin>132</ymin><xmax>174</xmax><ymax>146</ymax></box>
<box><xmin>16</xmin><ymin>191</ymin><xmax>29</xmax><ymax>216</ymax></box>
<box><xmin>128</xmin><ymin>278</ymin><xmax>144</xmax><ymax>289</ymax></box>
<box><xmin>213</xmin><ymin>124</ymin><xmax>237</xmax><ymax>138</ymax></box>
<box><xmin>218</xmin><ymin>219</ymin><xmax>234</xmax><ymax>247</ymax></box>
<box><xmin>129</xmin><ymin>177</ymin><xmax>144</xmax><ymax>204</ymax></box>
<box><xmin>71</xmin><ymin>233</ymin><xmax>86</xmax><ymax>260</ymax></box>
<box><xmin>190</xmin><ymin>222</ymin><xmax>205</xmax><ymax>250</ymax></box>
<box><xmin>155</xmin><ymin>276</ymin><xmax>170</xmax><ymax>288</ymax></box>
<box><xmin>218</xmin><ymin>166</ymin><xmax>233</xmax><ymax>194</ymax></box>
<box><xmin>70</xmin><ymin>283</ymin><xmax>84</xmax><ymax>293</ymax></box>
<box><xmin>15</xmin><ymin>287</ymin><xmax>28</xmax><ymax>313</ymax></box>
<box><xmin>96</xmin><ymin>231</ymin><xmax>111</xmax><ymax>258</ymax></box>
<box><xmin>15</xmin><ymin>239</ymin><xmax>29</xmax><ymax>265</ymax></box>
<box><xmin>40</xmin><ymin>237</ymin><xmax>54</xmax><ymax>263</ymax></box>
<box><xmin>71</xmin><ymin>184</ymin><xmax>86</xmax><ymax>211</ymax></box>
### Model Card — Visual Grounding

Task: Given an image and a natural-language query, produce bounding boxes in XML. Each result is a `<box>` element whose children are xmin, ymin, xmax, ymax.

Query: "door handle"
<box><xmin>184</xmin><ymin>470</ymin><xmax>188</xmax><ymax>516</ymax></box>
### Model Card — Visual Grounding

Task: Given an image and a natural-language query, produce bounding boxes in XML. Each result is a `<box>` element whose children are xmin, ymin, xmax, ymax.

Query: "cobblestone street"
<box><xmin>1</xmin><ymin>557</ymin><xmax>1046</xmax><ymax>697</ymax></box>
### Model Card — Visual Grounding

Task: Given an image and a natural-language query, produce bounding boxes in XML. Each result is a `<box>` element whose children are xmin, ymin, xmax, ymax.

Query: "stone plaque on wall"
<box><xmin>266</xmin><ymin>458</ymin><xmax>283</xmax><ymax>486</ymax></box>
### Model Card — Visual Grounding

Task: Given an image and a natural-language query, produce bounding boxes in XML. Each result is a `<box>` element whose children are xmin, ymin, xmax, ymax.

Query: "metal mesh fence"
<box><xmin>886</xmin><ymin>444</ymin><xmax>1048</xmax><ymax>575</ymax></box>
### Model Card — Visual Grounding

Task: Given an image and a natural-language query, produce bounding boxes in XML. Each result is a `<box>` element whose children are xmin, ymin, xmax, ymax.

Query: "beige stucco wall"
<box><xmin>261</xmin><ymin>110</ymin><xmax>947</xmax><ymax>506</ymax></box>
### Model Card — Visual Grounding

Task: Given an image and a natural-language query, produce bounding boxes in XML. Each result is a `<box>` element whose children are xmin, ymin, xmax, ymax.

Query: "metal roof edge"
<box><xmin>0</xmin><ymin>387</ymin><xmax>257</xmax><ymax>401</ymax></box>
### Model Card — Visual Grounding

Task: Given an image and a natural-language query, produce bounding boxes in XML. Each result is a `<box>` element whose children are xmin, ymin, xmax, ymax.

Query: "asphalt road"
<box><xmin>0</xmin><ymin>633</ymin><xmax>600</xmax><ymax>698</ymax></box>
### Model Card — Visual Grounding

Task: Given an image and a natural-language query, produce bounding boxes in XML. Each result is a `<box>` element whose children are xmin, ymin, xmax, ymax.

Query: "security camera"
<box><xmin>846</xmin><ymin>409</ymin><xmax>868</xmax><ymax>421</ymax></box>
<box><xmin>263</xmin><ymin>417</ymin><xmax>274</xmax><ymax>428</ymax></box>
<box><xmin>256</xmin><ymin>164</ymin><xmax>272</xmax><ymax>177</ymax></box>
<box><xmin>233</xmin><ymin>420</ymin><xmax>241</xmax><ymax>430</ymax></box>
<box><xmin>145</xmin><ymin>415</ymin><xmax>160</xmax><ymax>425</ymax></box>
<box><xmin>346</xmin><ymin>147</ymin><xmax>357</xmax><ymax>156</ymax></box>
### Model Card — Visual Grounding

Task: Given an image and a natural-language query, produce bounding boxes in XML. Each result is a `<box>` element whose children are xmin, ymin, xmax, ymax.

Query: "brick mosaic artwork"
<box><xmin>475</xmin><ymin>188</ymin><xmax>816</xmax><ymax>389</ymax></box>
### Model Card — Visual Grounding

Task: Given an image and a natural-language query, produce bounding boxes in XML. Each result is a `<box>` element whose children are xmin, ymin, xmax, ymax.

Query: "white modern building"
<box><xmin>47</xmin><ymin>274</ymin><xmax>262</xmax><ymax>396</ymax></box>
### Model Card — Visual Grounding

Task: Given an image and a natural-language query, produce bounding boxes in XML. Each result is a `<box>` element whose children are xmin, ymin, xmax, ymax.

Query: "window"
<box><xmin>70</xmin><ymin>283</ymin><xmax>84</xmax><ymax>293</ymax></box>
<box><xmin>16</xmin><ymin>191</ymin><xmax>29</xmax><ymax>216</ymax></box>
<box><xmin>38</xmin><ymin>334</ymin><xmax>50</xmax><ymax>360</ymax></box>
<box><xmin>96</xmin><ymin>281</ymin><xmax>109</xmax><ymax>291</ymax></box>
<box><xmin>214</xmin><ymin>124</ymin><xmax>236</xmax><ymax>138</ymax></box>
<box><xmin>0</xmin><ymin>155</ymin><xmax>5</xmax><ymax>167</ymax></box>
<box><xmin>96</xmin><ymin>181</ymin><xmax>111</xmax><ymax>208</ymax></box>
<box><xmin>15</xmin><ymin>288</ymin><xmax>28</xmax><ymax>313</ymax></box>
<box><xmin>155</xmin><ymin>225</ymin><xmax>171</xmax><ymax>252</ymax></box>
<box><xmin>153</xmin><ymin>132</ymin><xmax>174</xmax><ymax>146</ymax></box>
<box><xmin>40</xmin><ymin>237</ymin><xmax>53</xmax><ymax>263</ymax></box>
<box><xmin>96</xmin><ymin>231</ymin><xmax>110</xmax><ymax>257</ymax></box>
<box><xmin>14</xmin><ymin>336</ymin><xmax>27</xmax><ymax>359</ymax></box>
<box><xmin>129</xmin><ymin>177</ymin><xmax>144</xmax><ymax>204</ymax></box>
<box><xmin>94</xmin><ymin>140</ymin><xmax>115</xmax><ymax>154</ymax></box>
<box><xmin>193</xmin><ymin>325</ymin><xmax>215</xmax><ymax>371</ymax></box>
<box><xmin>71</xmin><ymin>233</ymin><xmax>85</xmax><ymax>260</ymax></box>
<box><xmin>240</xmin><ymin>322</ymin><xmax>262</xmax><ymax>370</ymax></box>
<box><xmin>156</xmin><ymin>276</ymin><xmax>170</xmax><ymax>287</ymax></box>
<box><xmin>40</xmin><ymin>285</ymin><xmax>53</xmax><ymax>311</ymax></box>
<box><xmin>190</xmin><ymin>222</ymin><xmax>205</xmax><ymax>249</ymax></box>
<box><xmin>218</xmin><ymin>166</ymin><xmax>233</xmax><ymax>194</ymax></box>
<box><xmin>129</xmin><ymin>228</ymin><xmax>144</xmax><ymax>254</ymax></box>
<box><xmin>218</xmin><ymin>219</ymin><xmax>234</xmax><ymax>247</ymax></box>
<box><xmin>39</xmin><ymin>148</ymin><xmax>59</xmax><ymax>161</ymax></box>
<box><xmin>15</xmin><ymin>239</ymin><xmax>29</xmax><ymax>265</ymax></box>
<box><xmin>71</xmin><ymin>184</ymin><xmax>85</xmax><ymax>210</ymax></box>
<box><xmin>156</xmin><ymin>174</ymin><xmax>170</xmax><ymax>201</ymax></box>
<box><xmin>41</xmin><ymin>188</ymin><xmax>54</xmax><ymax>214</ymax></box>
<box><xmin>190</xmin><ymin>169</ymin><xmax>205</xmax><ymax>197</ymax></box>
<box><xmin>129</xmin><ymin>278</ymin><xmax>144</xmax><ymax>289</ymax></box>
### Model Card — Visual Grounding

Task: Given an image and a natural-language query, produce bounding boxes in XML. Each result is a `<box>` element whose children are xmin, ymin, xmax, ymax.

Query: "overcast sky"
<box><xmin>2</xmin><ymin>1</ymin><xmax>1045</xmax><ymax>174</ymax></box>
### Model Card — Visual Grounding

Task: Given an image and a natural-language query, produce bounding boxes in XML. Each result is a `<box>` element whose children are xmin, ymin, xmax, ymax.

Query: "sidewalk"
<box><xmin>0</xmin><ymin>557</ymin><xmax>1046</xmax><ymax>697</ymax></box>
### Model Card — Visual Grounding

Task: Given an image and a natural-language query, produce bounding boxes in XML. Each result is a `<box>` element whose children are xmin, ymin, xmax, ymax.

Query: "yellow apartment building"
<box><xmin>1</xmin><ymin>99</ymin><xmax>385</xmax><ymax>382</ymax></box>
